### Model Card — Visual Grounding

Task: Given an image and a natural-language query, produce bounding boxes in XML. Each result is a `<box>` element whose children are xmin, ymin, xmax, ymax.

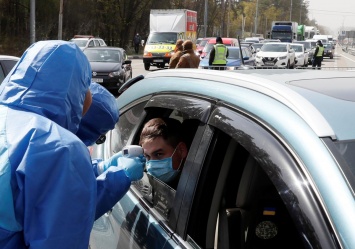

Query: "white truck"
<box><xmin>304</xmin><ymin>26</ymin><xmax>318</xmax><ymax>40</ymax></box>
<box><xmin>143</xmin><ymin>9</ymin><xmax>197</xmax><ymax>70</ymax></box>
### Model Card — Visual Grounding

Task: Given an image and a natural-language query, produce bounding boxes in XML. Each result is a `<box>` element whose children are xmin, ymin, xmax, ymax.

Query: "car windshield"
<box><xmin>294</xmin><ymin>42</ymin><xmax>311</xmax><ymax>49</ymax></box>
<box><xmin>271</xmin><ymin>32</ymin><xmax>291</xmax><ymax>39</ymax></box>
<box><xmin>261</xmin><ymin>44</ymin><xmax>287</xmax><ymax>52</ymax></box>
<box><xmin>147</xmin><ymin>32</ymin><xmax>177</xmax><ymax>44</ymax></box>
<box><xmin>252</xmin><ymin>43</ymin><xmax>263</xmax><ymax>49</ymax></box>
<box><xmin>70</xmin><ymin>39</ymin><xmax>88</xmax><ymax>47</ymax></box>
<box><xmin>290</xmin><ymin>45</ymin><xmax>303</xmax><ymax>52</ymax></box>
<box><xmin>200</xmin><ymin>39</ymin><xmax>209</xmax><ymax>47</ymax></box>
<box><xmin>84</xmin><ymin>49</ymin><xmax>121</xmax><ymax>62</ymax></box>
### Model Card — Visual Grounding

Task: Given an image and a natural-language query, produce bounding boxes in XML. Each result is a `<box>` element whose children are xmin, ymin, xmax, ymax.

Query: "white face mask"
<box><xmin>145</xmin><ymin>145</ymin><xmax>183</xmax><ymax>183</ymax></box>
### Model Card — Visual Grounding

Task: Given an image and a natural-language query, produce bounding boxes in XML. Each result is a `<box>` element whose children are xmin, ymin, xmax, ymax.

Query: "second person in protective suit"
<box><xmin>0</xmin><ymin>40</ymin><xmax>144</xmax><ymax>249</ymax></box>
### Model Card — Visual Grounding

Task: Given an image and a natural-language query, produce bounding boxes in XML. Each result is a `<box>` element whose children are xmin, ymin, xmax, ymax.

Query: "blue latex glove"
<box><xmin>94</xmin><ymin>151</ymin><xmax>123</xmax><ymax>176</ymax></box>
<box><xmin>117</xmin><ymin>156</ymin><xmax>145</xmax><ymax>181</ymax></box>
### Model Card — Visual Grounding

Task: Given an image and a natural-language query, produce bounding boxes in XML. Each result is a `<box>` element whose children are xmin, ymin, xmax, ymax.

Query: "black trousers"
<box><xmin>312</xmin><ymin>57</ymin><xmax>322</xmax><ymax>69</ymax></box>
<box><xmin>134</xmin><ymin>44</ymin><xmax>139</xmax><ymax>54</ymax></box>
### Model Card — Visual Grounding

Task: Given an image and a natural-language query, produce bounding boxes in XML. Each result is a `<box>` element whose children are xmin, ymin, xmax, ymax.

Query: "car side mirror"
<box><xmin>123</xmin><ymin>60</ymin><xmax>132</xmax><ymax>65</ymax></box>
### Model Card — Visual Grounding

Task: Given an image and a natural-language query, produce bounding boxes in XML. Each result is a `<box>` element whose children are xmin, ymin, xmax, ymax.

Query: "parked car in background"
<box><xmin>83</xmin><ymin>47</ymin><xmax>132</xmax><ymax>96</ymax></box>
<box><xmin>195</xmin><ymin>37</ymin><xmax>212</xmax><ymax>56</ymax></box>
<box><xmin>200</xmin><ymin>37</ymin><xmax>239</xmax><ymax>59</ymax></box>
<box><xmin>89</xmin><ymin>69</ymin><xmax>355</xmax><ymax>249</ymax></box>
<box><xmin>324</xmin><ymin>43</ymin><xmax>334</xmax><ymax>59</ymax></box>
<box><xmin>69</xmin><ymin>35</ymin><xmax>107</xmax><ymax>50</ymax></box>
<box><xmin>251</xmin><ymin>42</ymin><xmax>264</xmax><ymax>53</ymax></box>
<box><xmin>255</xmin><ymin>42</ymin><xmax>296</xmax><ymax>68</ymax></box>
<box><xmin>199</xmin><ymin>46</ymin><xmax>255</xmax><ymax>69</ymax></box>
<box><xmin>293</xmin><ymin>41</ymin><xmax>314</xmax><ymax>65</ymax></box>
<box><xmin>244</xmin><ymin>37</ymin><xmax>264</xmax><ymax>43</ymax></box>
<box><xmin>262</xmin><ymin>39</ymin><xmax>281</xmax><ymax>43</ymax></box>
<box><xmin>240</xmin><ymin>42</ymin><xmax>256</xmax><ymax>54</ymax></box>
<box><xmin>0</xmin><ymin>55</ymin><xmax>20</xmax><ymax>83</ymax></box>
<box><xmin>290</xmin><ymin>43</ymin><xmax>308</xmax><ymax>67</ymax></box>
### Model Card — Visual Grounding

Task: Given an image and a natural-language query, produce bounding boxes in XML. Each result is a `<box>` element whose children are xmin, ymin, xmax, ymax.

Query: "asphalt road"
<box><xmin>130</xmin><ymin>45</ymin><xmax>355</xmax><ymax>79</ymax></box>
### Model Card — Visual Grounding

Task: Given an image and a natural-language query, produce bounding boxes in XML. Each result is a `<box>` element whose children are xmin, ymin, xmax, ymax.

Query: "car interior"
<box><xmin>116</xmin><ymin>101</ymin><xmax>305</xmax><ymax>248</ymax></box>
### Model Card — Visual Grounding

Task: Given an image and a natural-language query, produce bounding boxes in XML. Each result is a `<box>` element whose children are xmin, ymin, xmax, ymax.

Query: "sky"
<box><xmin>307</xmin><ymin>0</ymin><xmax>355</xmax><ymax>36</ymax></box>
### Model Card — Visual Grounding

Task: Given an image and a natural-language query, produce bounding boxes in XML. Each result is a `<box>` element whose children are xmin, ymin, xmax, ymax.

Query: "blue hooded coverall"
<box><xmin>0</xmin><ymin>41</ymin><xmax>131</xmax><ymax>249</ymax></box>
<box><xmin>76</xmin><ymin>82</ymin><xmax>133</xmax><ymax>220</ymax></box>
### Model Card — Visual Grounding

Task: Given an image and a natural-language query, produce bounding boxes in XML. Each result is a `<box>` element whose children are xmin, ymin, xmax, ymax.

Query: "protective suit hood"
<box><xmin>0</xmin><ymin>40</ymin><xmax>91</xmax><ymax>133</ymax></box>
<box><xmin>77</xmin><ymin>82</ymin><xmax>119</xmax><ymax>146</ymax></box>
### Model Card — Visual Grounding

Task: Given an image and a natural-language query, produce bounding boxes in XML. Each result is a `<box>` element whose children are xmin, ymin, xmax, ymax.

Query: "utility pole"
<box><xmin>30</xmin><ymin>0</ymin><xmax>35</xmax><ymax>44</ymax></box>
<box><xmin>254</xmin><ymin>0</ymin><xmax>259</xmax><ymax>36</ymax></box>
<box><xmin>204</xmin><ymin>0</ymin><xmax>208</xmax><ymax>37</ymax></box>
<box><xmin>58</xmin><ymin>0</ymin><xmax>64</xmax><ymax>40</ymax></box>
<box><xmin>290</xmin><ymin>0</ymin><xmax>293</xmax><ymax>21</ymax></box>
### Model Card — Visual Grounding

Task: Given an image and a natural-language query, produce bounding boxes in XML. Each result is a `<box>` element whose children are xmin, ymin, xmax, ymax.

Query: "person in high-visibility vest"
<box><xmin>312</xmin><ymin>40</ymin><xmax>324</xmax><ymax>69</ymax></box>
<box><xmin>208</xmin><ymin>37</ymin><xmax>229</xmax><ymax>70</ymax></box>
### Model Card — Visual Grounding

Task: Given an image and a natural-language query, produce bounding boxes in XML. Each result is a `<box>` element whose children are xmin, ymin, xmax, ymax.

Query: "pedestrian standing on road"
<box><xmin>209</xmin><ymin>36</ymin><xmax>229</xmax><ymax>70</ymax></box>
<box><xmin>176</xmin><ymin>40</ymin><xmax>201</xmax><ymax>68</ymax></box>
<box><xmin>169</xmin><ymin>39</ymin><xmax>184</xmax><ymax>69</ymax></box>
<box><xmin>312</xmin><ymin>40</ymin><xmax>324</xmax><ymax>69</ymax></box>
<box><xmin>133</xmin><ymin>33</ymin><xmax>141</xmax><ymax>54</ymax></box>
<box><xmin>0</xmin><ymin>40</ymin><xmax>144</xmax><ymax>249</ymax></box>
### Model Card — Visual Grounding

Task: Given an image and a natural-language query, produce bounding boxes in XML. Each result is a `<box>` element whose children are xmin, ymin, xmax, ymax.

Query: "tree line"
<box><xmin>0</xmin><ymin>0</ymin><xmax>322</xmax><ymax>56</ymax></box>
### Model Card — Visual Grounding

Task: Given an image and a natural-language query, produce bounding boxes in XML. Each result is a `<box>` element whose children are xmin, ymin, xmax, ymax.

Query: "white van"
<box><xmin>312</xmin><ymin>35</ymin><xmax>329</xmax><ymax>44</ymax></box>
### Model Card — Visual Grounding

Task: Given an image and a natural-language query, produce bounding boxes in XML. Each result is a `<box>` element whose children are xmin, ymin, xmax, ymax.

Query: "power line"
<box><xmin>308</xmin><ymin>8</ymin><xmax>355</xmax><ymax>16</ymax></box>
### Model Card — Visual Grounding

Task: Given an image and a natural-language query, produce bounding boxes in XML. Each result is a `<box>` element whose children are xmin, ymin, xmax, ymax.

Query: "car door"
<box><xmin>89</xmin><ymin>93</ymin><xmax>213</xmax><ymax>249</ymax></box>
<box><xmin>121</xmin><ymin>50</ymin><xmax>132</xmax><ymax>82</ymax></box>
<box><xmin>173</xmin><ymin>103</ymin><xmax>339</xmax><ymax>249</ymax></box>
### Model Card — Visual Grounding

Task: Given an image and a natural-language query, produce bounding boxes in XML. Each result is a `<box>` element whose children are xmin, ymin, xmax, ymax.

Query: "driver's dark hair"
<box><xmin>139</xmin><ymin>117</ymin><xmax>183</xmax><ymax>148</ymax></box>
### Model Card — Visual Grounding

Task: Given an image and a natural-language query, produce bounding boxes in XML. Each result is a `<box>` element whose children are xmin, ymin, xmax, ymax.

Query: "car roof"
<box><xmin>207</xmin><ymin>38</ymin><xmax>236</xmax><ymax>44</ymax></box>
<box><xmin>83</xmin><ymin>46</ymin><xmax>124</xmax><ymax>51</ymax></box>
<box><xmin>0</xmin><ymin>55</ymin><xmax>20</xmax><ymax>60</ymax></box>
<box><xmin>122</xmin><ymin>69</ymin><xmax>355</xmax><ymax>141</ymax></box>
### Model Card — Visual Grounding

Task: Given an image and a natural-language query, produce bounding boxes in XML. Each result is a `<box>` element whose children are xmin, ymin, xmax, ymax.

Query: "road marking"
<box><xmin>340</xmin><ymin>53</ymin><xmax>355</xmax><ymax>63</ymax></box>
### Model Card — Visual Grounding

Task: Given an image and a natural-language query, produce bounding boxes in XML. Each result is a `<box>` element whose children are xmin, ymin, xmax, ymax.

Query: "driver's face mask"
<box><xmin>145</xmin><ymin>144</ymin><xmax>183</xmax><ymax>183</ymax></box>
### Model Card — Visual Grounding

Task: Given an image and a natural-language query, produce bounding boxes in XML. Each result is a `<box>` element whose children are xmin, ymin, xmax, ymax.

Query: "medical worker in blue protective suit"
<box><xmin>0</xmin><ymin>40</ymin><xmax>144</xmax><ymax>249</ymax></box>
<box><xmin>76</xmin><ymin>82</ymin><xmax>144</xmax><ymax>219</ymax></box>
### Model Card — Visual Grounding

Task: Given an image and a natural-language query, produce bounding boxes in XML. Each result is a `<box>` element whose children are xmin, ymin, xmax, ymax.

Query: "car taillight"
<box><xmin>144</xmin><ymin>52</ymin><xmax>153</xmax><ymax>57</ymax></box>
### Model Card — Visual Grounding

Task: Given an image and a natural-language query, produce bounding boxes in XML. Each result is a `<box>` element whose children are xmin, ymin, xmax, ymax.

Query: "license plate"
<box><xmin>92</xmin><ymin>78</ymin><xmax>103</xmax><ymax>83</ymax></box>
<box><xmin>265</xmin><ymin>62</ymin><xmax>274</xmax><ymax>66</ymax></box>
<box><xmin>154</xmin><ymin>59</ymin><xmax>163</xmax><ymax>62</ymax></box>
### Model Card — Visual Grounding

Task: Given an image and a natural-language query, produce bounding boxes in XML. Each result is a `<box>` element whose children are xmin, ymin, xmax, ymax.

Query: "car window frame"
<box><xmin>176</xmin><ymin>102</ymin><xmax>338</xmax><ymax>248</ymax></box>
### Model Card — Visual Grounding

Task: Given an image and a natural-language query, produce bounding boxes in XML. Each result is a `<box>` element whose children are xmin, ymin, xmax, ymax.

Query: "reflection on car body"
<box><xmin>90</xmin><ymin>69</ymin><xmax>355</xmax><ymax>249</ymax></box>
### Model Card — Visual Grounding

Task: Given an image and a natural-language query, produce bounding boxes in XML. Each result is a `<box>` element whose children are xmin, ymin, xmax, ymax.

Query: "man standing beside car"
<box><xmin>169</xmin><ymin>39</ymin><xmax>184</xmax><ymax>68</ymax></box>
<box><xmin>176</xmin><ymin>40</ymin><xmax>200</xmax><ymax>68</ymax></box>
<box><xmin>133</xmin><ymin>33</ymin><xmax>141</xmax><ymax>54</ymax></box>
<box><xmin>312</xmin><ymin>40</ymin><xmax>324</xmax><ymax>69</ymax></box>
<box><xmin>209</xmin><ymin>36</ymin><xmax>229</xmax><ymax>70</ymax></box>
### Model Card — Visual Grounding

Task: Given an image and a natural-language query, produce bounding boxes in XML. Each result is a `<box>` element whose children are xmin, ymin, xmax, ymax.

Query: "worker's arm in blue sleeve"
<box><xmin>21</xmin><ymin>136</ymin><xmax>96</xmax><ymax>249</ymax></box>
<box><xmin>93</xmin><ymin>156</ymin><xmax>145</xmax><ymax>219</ymax></box>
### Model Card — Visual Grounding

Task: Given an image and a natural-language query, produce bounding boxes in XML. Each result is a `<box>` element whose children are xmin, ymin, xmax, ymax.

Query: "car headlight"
<box><xmin>109</xmin><ymin>71</ymin><xmax>120</xmax><ymax>77</ymax></box>
<box><xmin>278</xmin><ymin>56</ymin><xmax>287</xmax><ymax>60</ymax></box>
<box><xmin>226</xmin><ymin>66</ymin><xmax>235</xmax><ymax>70</ymax></box>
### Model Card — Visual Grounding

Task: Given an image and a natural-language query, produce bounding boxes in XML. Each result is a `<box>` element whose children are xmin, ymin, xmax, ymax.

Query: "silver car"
<box><xmin>90</xmin><ymin>69</ymin><xmax>355</xmax><ymax>249</ymax></box>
